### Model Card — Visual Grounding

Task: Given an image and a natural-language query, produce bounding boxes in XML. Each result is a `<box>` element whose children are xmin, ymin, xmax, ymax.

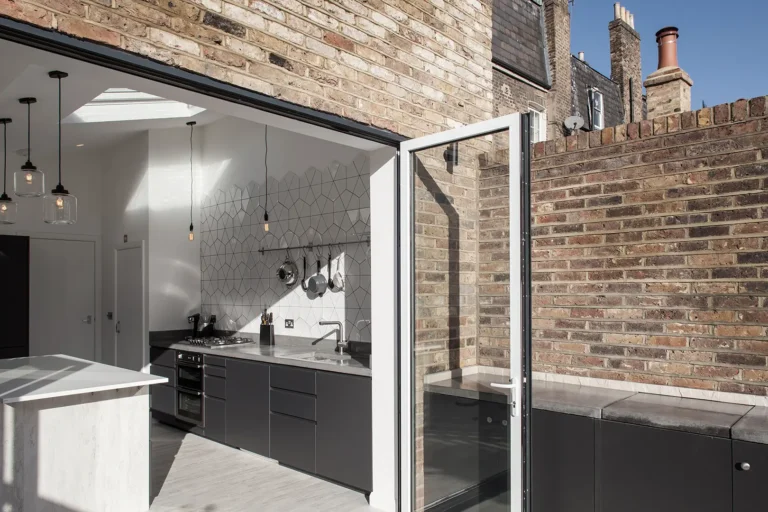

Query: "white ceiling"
<box><xmin>0</xmin><ymin>39</ymin><xmax>384</xmax><ymax>156</ymax></box>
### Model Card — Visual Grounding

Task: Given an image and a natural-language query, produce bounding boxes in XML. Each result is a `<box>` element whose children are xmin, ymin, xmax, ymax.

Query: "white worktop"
<box><xmin>0</xmin><ymin>354</ymin><xmax>168</xmax><ymax>404</ymax></box>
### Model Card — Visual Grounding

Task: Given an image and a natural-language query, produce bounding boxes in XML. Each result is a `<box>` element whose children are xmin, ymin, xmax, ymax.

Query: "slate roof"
<box><xmin>492</xmin><ymin>0</ymin><xmax>550</xmax><ymax>88</ymax></box>
<box><xmin>571</xmin><ymin>56</ymin><xmax>624</xmax><ymax>130</ymax></box>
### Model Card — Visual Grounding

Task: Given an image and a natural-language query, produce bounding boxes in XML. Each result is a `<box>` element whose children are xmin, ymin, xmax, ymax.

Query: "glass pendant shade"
<box><xmin>44</xmin><ymin>188</ymin><xmax>77</xmax><ymax>225</ymax></box>
<box><xmin>0</xmin><ymin>195</ymin><xmax>17</xmax><ymax>224</ymax></box>
<box><xmin>14</xmin><ymin>166</ymin><xmax>44</xmax><ymax>197</ymax></box>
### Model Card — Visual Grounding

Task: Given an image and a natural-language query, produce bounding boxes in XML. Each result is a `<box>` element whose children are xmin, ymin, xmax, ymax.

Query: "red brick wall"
<box><xmin>531</xmin><ymin>97</ymin><xmax>768</xmax><ymax>395</ymax></box>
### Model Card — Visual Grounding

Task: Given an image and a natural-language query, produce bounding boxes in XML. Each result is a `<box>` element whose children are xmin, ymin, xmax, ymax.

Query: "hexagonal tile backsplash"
<box><xmin>200</xmin><ymin>154</ymin><xmax>371</xmax><ymax>342</ymax></box>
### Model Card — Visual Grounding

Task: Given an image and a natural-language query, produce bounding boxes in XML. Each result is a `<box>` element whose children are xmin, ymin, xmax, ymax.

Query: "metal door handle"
<box><xmin>738</xmin><ymin>462</ymin><xmax>751</xmax><ymax>471</ymax></box>
<box><xmin>491</xmin><ymin>377</ymin><xmax>520</xmax><ymax>417</ymax></box>
<box><xmin>116</xmin><ymin>321</ymin><xmax>121</xmax><ymax>334</ymax></box>
<box><xmin>82</xmin><ymin>315</ymin><xmax>92</xmax><ymax>324</ymax></box>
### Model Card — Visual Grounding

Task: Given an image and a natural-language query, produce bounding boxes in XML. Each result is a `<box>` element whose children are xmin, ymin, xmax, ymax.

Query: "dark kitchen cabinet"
<box><xmin>733</xmin><ymin>440</ymin><xmax>768</xmax><ymax>512</ymax></box>
<box><xmin>0</xmin><ymin>235</ymin><xmax>29</xmax><ymax>358</ymax></box>
<box><xmin>226</xmin><ymin>359</ymin><xmax>269</xmax><ymax>456</ymax></box>
<box><xmin>151</xmin><ymin>383</ymin><xmax>176</xmax><ymax>416</ymax></box>
<box><xmin>532</xmin><ymin>409</ymin><xmax>595</xmax><ymax>512</ymax></box>
<box><xmin>270</xmin><ymin>412</ymin><xmax>316</xmax><ymax>474</ymax></box>
<box><xmin>316</xmin><ymin>372</ymin><xmax>372</xmax><ymax>492</ymax></box>
<box><xmin>205</xmin><ymin>396</ymin><xmax>226</xmax><ymax>444</ymax></box>
<box><xmin>598</xmin><ymin>420</ymin><xmax>732</xmax><ymax>512</ymax></box>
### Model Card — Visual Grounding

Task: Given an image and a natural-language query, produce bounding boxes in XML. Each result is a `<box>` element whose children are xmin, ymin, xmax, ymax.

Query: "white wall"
<box><xmin>147</xmin><ymin>126</ymin><xmax>202</xmax><ymax>332</ymax></box>
<box><xmin>100</xmin><ymin>131</ymin><xmax>149</xmax><ymax>364</ymax></box>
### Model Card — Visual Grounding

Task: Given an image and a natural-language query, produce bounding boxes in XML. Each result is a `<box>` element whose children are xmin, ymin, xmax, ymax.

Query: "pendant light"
<box><xmin>187</xmin><ymin>121</ymin><xmax>196</xmax><ymax>241</ymax></box>
<box><xmin>263</xmin><ymin>124</ymin><xmax>269</xmax><ymax>232</ymax></box>
<box><xmin>13</xmin><ymin>98</ymin><xmax>44</xmax><ymax>197</ymax></box>
<box><xmin>43</xmin><ymin>71</ymin><xmax>77</xmax><ymax>225</ymax></box>
<box><xmin>0</xmin><ymin>118</ymin><xmax>17</xmax><ymax>224</ymax></box>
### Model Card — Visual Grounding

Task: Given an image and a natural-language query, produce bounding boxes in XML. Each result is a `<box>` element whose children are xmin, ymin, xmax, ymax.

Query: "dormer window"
<box><xmin>589</xmin><ymin>88</ymin><xmax>604</xmax><ymax>130</ymax></box>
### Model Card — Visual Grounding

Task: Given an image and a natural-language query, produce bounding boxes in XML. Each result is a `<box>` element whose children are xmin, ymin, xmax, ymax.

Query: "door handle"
<box><xmin>82</xmin><ymin>315</ymin><xmax>92</xmax><ymax>325</ymax></box>
<box><xmin>116</xmin><ymin>321</ymin><xmax>121</xmax><ymax>334</ymax></box>
<box><xmin>491</xmin><ymin>377</ymin><xmax>519</xmax><ymax>417</ymax></box>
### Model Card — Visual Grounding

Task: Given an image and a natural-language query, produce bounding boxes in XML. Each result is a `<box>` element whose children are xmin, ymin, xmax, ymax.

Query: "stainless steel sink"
<box><xmin>282</xmin><ymin>352</ymin><xmax>352</xmax><ymax>364</ymax></box>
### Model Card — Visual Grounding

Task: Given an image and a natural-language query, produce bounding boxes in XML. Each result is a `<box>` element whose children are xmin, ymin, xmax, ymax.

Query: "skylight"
<box><xmin>65</xmin><ymin>88</ymin><xmax>205</xmax><ymax>124</ymax></box>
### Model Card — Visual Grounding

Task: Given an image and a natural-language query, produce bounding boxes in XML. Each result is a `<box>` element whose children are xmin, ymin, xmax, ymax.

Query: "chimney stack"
<box><xmin>543</xmin><ymin>0</ymin><xmax>572</xmax><ymax>139</ymax></box>
<box><xmin>609</xmin><ymin>3</ymin><xmax>643</xmax><ymax>122</ymax></box>
<box><xmin>644</xmin><ymin>26</ymin><xmax>693</xmax><ymax>118</ymax></box>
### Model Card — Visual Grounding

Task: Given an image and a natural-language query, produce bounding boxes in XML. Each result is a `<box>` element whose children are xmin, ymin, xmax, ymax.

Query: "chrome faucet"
<box><xmin>319</xmin><ymin>320</ymin><xmax>347</xmax><ymax>355</ymax></box>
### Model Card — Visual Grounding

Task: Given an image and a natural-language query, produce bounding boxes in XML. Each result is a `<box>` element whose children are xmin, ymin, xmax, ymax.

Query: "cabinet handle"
<box><xmin>738</xmin><ymin>462</ymin><xmax>751</xmax><ymax>471</ymax></box>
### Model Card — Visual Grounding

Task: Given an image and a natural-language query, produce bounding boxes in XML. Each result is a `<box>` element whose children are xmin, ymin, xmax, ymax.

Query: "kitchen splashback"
<box><xmin>199</xmin><ymin>154</ymin><xmax>371</xmax><ymax>342</ymax></box>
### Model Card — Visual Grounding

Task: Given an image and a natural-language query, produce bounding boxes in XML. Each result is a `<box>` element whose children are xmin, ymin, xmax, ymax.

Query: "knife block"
<box><xmin>260</xmin><ymin>324</ymin><xmax>275</xmax><ymax>346</ymax></box>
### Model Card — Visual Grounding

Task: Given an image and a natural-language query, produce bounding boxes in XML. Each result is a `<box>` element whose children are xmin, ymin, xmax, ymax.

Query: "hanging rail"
<box><xmin>258</xmin><ymin>234</ymin><xmax>370</xmax><ymax>255</ymax></box>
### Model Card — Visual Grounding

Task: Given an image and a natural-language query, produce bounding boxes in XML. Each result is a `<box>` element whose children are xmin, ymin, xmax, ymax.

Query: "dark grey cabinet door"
<box><xmin>316</xmin><ymin>372</ymin><xmax>372</xmax><ymax>492</ymax></box>
<box><xmin>733</xmin><ymin>440</ymin><xmax>768</xmax><ymax>512</ymax></box>
<box><xmin>0</xmin><ymin>236</ymin><xmax>29</xmax><ymax>358</ymax></box>
<box><xmin>599</xmin><ymin>420</ymin><xmax>732</xmax><ymax>512</ymax></box>
<box><xmin>151</xmin><ymin>385</ymin><xmax>175</xmax><ymax>416</ymax></box>
<box><xmin>225</xmin><ymin>359</ymin><xmax>269</xmax><ymax>456</ymax></box>
<box><xmin>532</xmin><ymin>409</ymin><xmax>595</xmax><ymax>512</ymax></box>
<box><xmin>205</xmin><ymin>396</ymin><xmax>226</xmax><ymax>444</ymax></box>
<box><xmin>270</xmin><ymin>412</ymin><xmax>316</xmax><ymax>474</ymax></box>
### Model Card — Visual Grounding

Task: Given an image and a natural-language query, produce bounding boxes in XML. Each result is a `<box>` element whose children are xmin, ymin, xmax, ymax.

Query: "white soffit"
<box><xmin>65</xmin><ymin>88</ymin><xmax>206</xmax><ymax>124</ymax></box>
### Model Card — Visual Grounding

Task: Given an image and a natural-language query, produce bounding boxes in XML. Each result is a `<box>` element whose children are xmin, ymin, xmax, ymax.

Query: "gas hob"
<box><xmin>184</xmin><ymin>336</ymin><xmax>255</xmax><ymax>349</ymax></box>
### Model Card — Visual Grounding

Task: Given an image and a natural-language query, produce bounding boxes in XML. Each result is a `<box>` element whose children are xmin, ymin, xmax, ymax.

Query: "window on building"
<box><xmin>529</xmin><ymin>106</ymin><xmax>546</xmax><ymax>143</ymax></box>
<box><xmin>590</xmin><ymin>89</ymin><xmax>604</xmax><ymax>130</ymax></box>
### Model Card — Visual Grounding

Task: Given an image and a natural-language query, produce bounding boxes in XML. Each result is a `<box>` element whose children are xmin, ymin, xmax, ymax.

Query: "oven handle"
<box><xmin>177</xmin><ymin>387</ymin><xmax>203</xmax><ymax>396</ymax></box>
<box><xmin>178</xmin><ymin>362</ymin><xmax>203</xmax><ymax>369</ymax></box>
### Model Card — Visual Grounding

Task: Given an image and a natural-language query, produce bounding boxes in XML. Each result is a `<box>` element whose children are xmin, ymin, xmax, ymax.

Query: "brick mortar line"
<box><xmin>532</xmin><ymin>188</ymin><xmax>768</xmax><ymax>210</ymax></box>
<box><xmin>531</xmin><ymin>224</ymin><xmax>768</xmax><ymax>242</ymax></box>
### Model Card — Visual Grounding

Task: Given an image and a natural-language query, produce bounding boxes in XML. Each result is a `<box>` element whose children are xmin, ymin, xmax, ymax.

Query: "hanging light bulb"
<box><xmin>0</xmin><ymin>118</ymin><xmax>17</xmax><ymax>224</ymax></box>
<box><xmin>263</xmin><ymin>124</ymin><xmax>270</xmax><ymax>232</ymax></box>
<box><xmin>13</xmin><ymin>98</ymin><xmax>44</xmax><ymax>197</ymax></box>
<box><xmin>43</xmin><ymin>71</ymin><xmax>77</xmax><ymax>225</ymax></box>
<box><xmin>187</xmin><ymin>121</ymin><xmax>196</xmax><ymax>242</ymax></box>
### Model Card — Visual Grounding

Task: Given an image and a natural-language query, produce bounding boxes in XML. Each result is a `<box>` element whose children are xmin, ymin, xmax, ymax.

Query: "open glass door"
<box><xmin>399</xmin><ymin>114</ymin><xmax>532</xmax><ymax>512</ymax></box>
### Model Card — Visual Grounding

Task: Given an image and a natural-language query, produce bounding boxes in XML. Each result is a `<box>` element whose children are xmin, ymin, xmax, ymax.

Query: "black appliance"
<box><xmin>176</xmin><ymin>351</ymin><xmax>204</xmax><ymax>426</ymax></box>
<box><xmin>187</xmin><ymin>313</ymin><xmax>201</xmax><ymax>339</ymax></box>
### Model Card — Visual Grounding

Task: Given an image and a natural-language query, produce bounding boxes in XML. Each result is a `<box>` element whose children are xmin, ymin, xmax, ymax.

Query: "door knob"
<box><xmin>116</xmin><ymin>321</ymin><xmax>121</xmax><ymax>334</ymax></box>
<box><xmin>738</xmin><ymin>462</ymin><xmax>751</xmax><ymax>471</ymax></box>
<box><xmin>82</xmin><ymin>315</ymin><xmax>92</xmax><ymax>324</ymax></box>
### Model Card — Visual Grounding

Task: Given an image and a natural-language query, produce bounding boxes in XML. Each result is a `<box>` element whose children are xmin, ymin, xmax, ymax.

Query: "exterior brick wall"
<box><xmin>0</xmin><ymin>0</ymin><xmax>494</xmax><ymax>137</ymax></box>
<box><xmin>531</xmin><ymin>96</ymin><xmax>768</xmax><ymax>395</ymax></box>
<box><xmin>492</xmin><ymin>68</ymin><xmax>547</xmax><ymax>117</ymax></box>
<box><xmin>543</xmin><ymin>0</ymin><xmax>570</xmax><ymax>140</ymax></box>
<box><xmin>608</xmin><ymin>18</ymin><xmax>642</xmax><ymax>123</ymax></box>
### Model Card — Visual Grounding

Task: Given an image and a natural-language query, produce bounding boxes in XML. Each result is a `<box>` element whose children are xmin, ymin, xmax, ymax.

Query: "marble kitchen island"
<box><xmin>0</xmin><ymin>354</ymin><xmax>167</xmax><ymax>512</ymax></box>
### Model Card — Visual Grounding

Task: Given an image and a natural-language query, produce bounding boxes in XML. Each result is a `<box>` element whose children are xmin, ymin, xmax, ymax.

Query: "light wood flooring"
<box><xmin>150</xmin><ymin>421</ymin><xmax>374</xmax><ymax>512</ymax></box>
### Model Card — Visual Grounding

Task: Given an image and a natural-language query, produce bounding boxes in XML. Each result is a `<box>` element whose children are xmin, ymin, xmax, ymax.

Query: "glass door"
<box><xmin>399</xmin><ymin>114</ymin><xmax>531</xmax><ymax>512</ymax></box>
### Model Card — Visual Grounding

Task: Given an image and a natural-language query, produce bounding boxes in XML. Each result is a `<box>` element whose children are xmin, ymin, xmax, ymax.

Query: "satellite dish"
<box><xmin>564</xmin><ymin>116</ymin><xmax>585</xmax><ymax>134</ymax></box>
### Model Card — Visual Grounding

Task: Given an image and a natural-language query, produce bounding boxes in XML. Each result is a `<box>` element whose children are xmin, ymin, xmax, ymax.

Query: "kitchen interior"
<box><xmin>0</xmin><ymin>36</ymin><xmax>394</xmax><ymax>511</ymax></box>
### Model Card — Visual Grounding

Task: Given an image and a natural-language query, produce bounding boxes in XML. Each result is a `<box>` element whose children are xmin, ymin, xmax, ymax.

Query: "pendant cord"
<box><xmin>57</xmin><ymin>77</ymin><xmax>62</xmax><ymax>187</ymax></box>
<box><xmin>189</xmin><ymin>123</ymin><xmax>194</xmax><ymax>229</ymax></box>
<box><xmin>3</xmin><ymin>122</ymin><xmax>7</xmax><ymax>195</ymax></box>
<box><xmin>264</xmin><ymin>125</ymin><xmax>268</xmax><ymax>220</ymax></box>
<box><xmin>26</xmin><ymin>101</ymin><xmax>31</xmax><ymax>163</ymax></box>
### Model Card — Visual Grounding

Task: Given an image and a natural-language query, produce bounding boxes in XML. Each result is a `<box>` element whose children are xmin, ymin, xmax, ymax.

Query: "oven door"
<box><xmin>177</xmin><ymin>361</ymin><xmax>203</xmax><ymax>391</ymax></box>
<box><xmin>176</xmin><ymin>387</ymin><xmax>204</xmax><ymax>426</ymax></box>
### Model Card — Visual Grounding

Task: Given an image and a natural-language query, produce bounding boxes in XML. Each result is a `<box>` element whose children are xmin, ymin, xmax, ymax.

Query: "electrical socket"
<box><xmin>285</xmin><ymin>319</ymin><xmax>294</xmax><ymax>329</ymax></box>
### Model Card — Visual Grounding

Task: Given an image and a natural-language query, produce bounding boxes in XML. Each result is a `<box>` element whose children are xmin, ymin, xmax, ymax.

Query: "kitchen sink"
<box><xmin>283</xmin><ymin>352</ymin><xmax>352</xmax><ymax>364</ymax></box>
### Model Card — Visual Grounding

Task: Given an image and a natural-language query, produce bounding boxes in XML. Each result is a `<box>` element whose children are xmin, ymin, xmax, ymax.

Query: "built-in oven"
<box><xmin>176</xmin><ymin>351</ymin><xmax>204</xmax><ymax>427</ymax></box>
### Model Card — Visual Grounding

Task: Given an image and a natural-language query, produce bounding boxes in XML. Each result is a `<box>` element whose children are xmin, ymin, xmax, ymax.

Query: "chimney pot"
<box><xmin>578</xmin><ymin>51</ymin><xmax>585</xmax><ymax>61</ymax></box>
<box><xmin>656</xmin><ymin>26</ymin><xmax>680</xmax><ymax>69</ymax></box>
<box><xmin>620</xmin><ymin>6</ymin><xmax>627</xmax><ymax>22</ymax></box>
<box><xmin>614</xmin><ymin>2</ymin><xmax>621</xmax><ymax>20</ymax></box>
<box><xmin>629</xmin><ymin>13</ymin><xmax>634</xmax><ymax>29</ymax></box>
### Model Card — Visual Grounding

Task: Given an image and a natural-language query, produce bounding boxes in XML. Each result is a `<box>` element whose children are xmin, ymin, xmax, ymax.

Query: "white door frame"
<box><xmin>114</xmin><ymin>240</ymin><xmax>149</xmax><ymax>372</ymax></box>
<box><xmin>18</xmin><ymin>231</ymin><xmax>102</xmax><ymax>362</ymax></box>
<box><xmin>398</xmin><ymin>113</ymin><xmax>525</xmax><ymax>510</ymax></box>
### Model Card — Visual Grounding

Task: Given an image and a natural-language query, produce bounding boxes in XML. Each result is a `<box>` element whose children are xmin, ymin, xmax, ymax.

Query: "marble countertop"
<box><xmin>424</xmin><ymin>372</ymin><xmax>768</xmax><ymax>442</ymax></box>
<box><xmin>0</xmin><ymin>355</ymin><xmax>167</xmax><ymax>404</ymax></box>
<box><xmin>150</xmin><ymin>337</ymin><xmax>371</xmax><ymax>377</ymax></box>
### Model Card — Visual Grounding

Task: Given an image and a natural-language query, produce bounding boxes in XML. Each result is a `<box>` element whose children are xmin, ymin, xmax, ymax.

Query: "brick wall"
<box><xmin>543</xmin><ymin>0</ymin><xmax>570</xmax><ymax>140</ymax></box>
<box><xmin>0</xmin><ymin>0</ymin><xmax>494</xmax><ymax>137</ymax></box>
<box><xmin>531</xmin><ymin>96</ymin><xmax>768</xmax><ymax>396</ymax></box>
<box><xmin>492</xmin><ymin>68</ymin><xmax>547</xmax><ymax>118</ymax></box>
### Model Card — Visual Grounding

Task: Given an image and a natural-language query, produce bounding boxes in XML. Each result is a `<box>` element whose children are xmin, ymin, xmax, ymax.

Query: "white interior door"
<box><xmin>399</xmin><ymin>113</ymin><xmax>531</xmax><ymax>511</ymax></box>
<box><xmin>30</xmin><ymin>238</ymin><xmax>96</xmax><ymax>360</ymax></box>
<box><xmin>115</xmin><ymin>245</ymin><xmax>145</xmax><ymax>371</ymax></box>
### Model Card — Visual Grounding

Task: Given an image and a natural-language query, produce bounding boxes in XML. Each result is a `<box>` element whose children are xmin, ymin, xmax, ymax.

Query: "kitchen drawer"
<box><xmin>204</xmin><ymin>355</ymin><xmax>227</xmax><ymax>368</ymax></box>
<box><xmin>205</xmin><ymin>375</ymin><xmax>226</xmax><ymax>400</ymax></box>
<box><xmin>270</xmin><ymin>412</ymin><xmax>316</xmax><ymax>474</ymax></box>
<box><xmin>151</xmin><ymin>384</ymin><xmax>175</xmax><ymax>416</ymax></box>
<box><xmin>270</xmin><ymin>388</ymin><xmax>316</xmax><ymax>421</ymax></box>
<box><xmin>204</xmin><ymin>364</ymin><xmax>226</xmax><ymax>378</ymax></box>
<box><xmin>150</xmin><ymin>364</ymin><xmax>175</xmax><ymax>385</ymax></box>
<box><xmin>150</xmin><ymin>347</ymin><xmax>176</xmax><ymax>368</ymax></box>
<box><xmin>271</xmin><ymin>365</ymin><xmax>315</xmax><ymax>395</ymax></box>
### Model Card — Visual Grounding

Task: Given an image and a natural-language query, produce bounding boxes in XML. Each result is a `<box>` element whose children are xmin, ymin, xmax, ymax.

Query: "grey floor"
<box><xmin>150</xmin><ymin>421</ymin><xmax>374</xmax><ymax>512</ymax></box>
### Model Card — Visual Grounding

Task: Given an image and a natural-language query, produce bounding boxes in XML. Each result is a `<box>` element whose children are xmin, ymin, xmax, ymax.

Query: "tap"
<box><xmin>319</xmin><ymin>320</ymin><xmax>347</xmax><ymax>355</ymax></box>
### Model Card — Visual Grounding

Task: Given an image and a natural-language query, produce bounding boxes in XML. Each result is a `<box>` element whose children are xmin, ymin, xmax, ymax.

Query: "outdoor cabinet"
<box><xmin>531</xmin><ymin>409</ymin><xmax>595</xmax><ymax>512</ymax></box>
<box><xmin>316</xmin><ymin>372</ymin><xmax>372</xmax><ymax>492</ymax></box>
<box><xmin>732</xmin><ymin>440</ymin><xmax>768</xmax><ymax>512</ymax></box>
<box><xmin>598</xmin><ymin>420</ymin><xmax>732</xmax><ymax>512</ymax></box>
<box><xmin>225</xmin><ymin>359</ymin><xmax>270</xmax><ymax>456</ymax></box>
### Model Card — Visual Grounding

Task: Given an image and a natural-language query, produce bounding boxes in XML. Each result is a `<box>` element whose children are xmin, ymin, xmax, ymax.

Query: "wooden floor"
<box><xmin>150</xmin><ymin>421</ymin><xmax>374</xmax><ymax>512</ymax></box>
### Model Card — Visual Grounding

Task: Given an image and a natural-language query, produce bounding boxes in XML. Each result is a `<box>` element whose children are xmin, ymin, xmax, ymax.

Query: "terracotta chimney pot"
<box><xmin>656</xmin><ymin>26</ymin><xmax>679</xmax><ymax>69</ymax></box>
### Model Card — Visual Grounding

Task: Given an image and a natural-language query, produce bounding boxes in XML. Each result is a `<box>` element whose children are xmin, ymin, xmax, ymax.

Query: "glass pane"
<box><xmin>411</xmin><ymin>129</ymin><xmax>512</xmax><ymax>511</ymax></box>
